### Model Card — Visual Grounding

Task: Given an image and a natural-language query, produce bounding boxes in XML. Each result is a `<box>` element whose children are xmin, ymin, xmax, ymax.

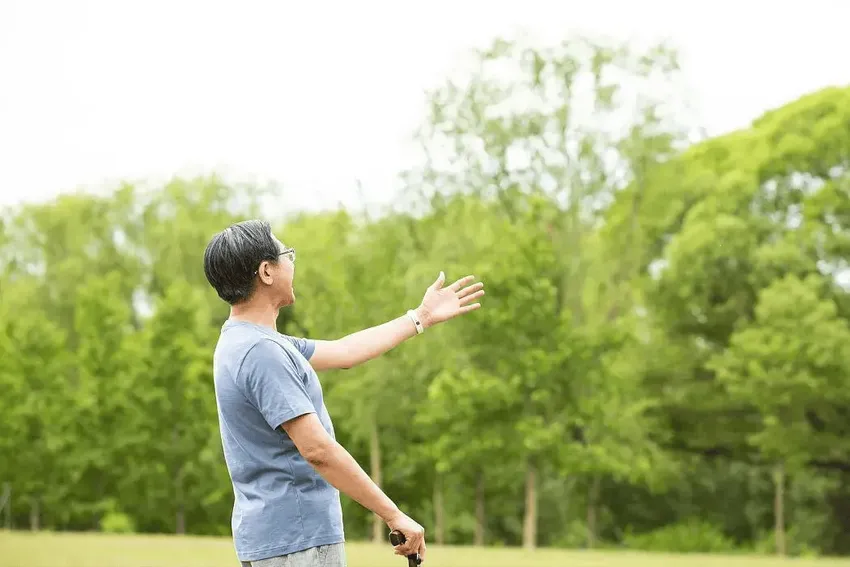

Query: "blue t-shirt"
<box><xmin>213</xmin><ymin>319</ymin><xmax>344</xmax><ymax>562</ymax></box>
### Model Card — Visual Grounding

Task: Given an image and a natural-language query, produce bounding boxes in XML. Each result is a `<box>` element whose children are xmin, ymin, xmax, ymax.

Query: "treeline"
<box><xmin>1</xmin><ymin>37</ymin><xmax>849</xmax><ymax>557</ymax></box>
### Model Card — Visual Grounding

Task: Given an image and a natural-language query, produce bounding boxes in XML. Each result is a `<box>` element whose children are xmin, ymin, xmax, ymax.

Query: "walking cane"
<box><xmin>389</xmin><ymin>529</ymin><xmax>422</xmax><ymax>566</ymax></box>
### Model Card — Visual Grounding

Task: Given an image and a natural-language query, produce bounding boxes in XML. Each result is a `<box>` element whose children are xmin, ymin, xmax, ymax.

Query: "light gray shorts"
<box><xmin>241</xmin><ymin>543</ymin><xmax>347</xmax><ymax>567</ymax></box>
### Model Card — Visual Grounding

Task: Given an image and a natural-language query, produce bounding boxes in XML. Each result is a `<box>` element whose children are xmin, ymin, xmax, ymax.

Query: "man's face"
<box><xmin>272</xmin><ymin>236</ymin><xmax>296</xmax><ymax>307</ymax></box>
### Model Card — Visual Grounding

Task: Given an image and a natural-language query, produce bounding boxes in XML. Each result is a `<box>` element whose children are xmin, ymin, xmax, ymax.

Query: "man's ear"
<box><xmin>257</xmin><ymin>261</ymin><xmax>274</xmax><ymax>285</ymax></box>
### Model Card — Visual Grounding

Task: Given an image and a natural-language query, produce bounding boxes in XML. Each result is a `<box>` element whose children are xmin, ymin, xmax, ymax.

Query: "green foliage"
<box><xmin>622</xmin><ymin>520</ymin><xmax>739</xmax><ymax>554</ymax></box>
<box><xmin>1</xmin><ymin>33</ymin><xmax>850</xmax><ymax>558</ymax></box>
<box><xmin>710</xmin><ymin>274</ymin><xmax>850</xmax><ymax>468</ymax></box>
<box><xmin>752</xmin><ymin>526</ymin><xmax>820</xmax><ymax>558</ymax></box>
<box><xmin>99</xmin><ymin>512</ymin><xmax>136</xmax><ymax>535</ymax></box>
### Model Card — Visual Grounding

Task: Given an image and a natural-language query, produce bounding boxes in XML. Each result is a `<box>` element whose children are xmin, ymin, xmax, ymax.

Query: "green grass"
<box><xmin>2</xmin><ymin>531</ymin><xmax>850</xmax><ymax>567</ymax></box>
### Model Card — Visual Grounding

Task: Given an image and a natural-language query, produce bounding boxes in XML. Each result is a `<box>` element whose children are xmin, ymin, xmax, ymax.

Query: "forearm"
<box><xmin>309</xmin><ymin>439</ymin><xmax>401</xmax><ymax>522</ymax></box>
<box><xmin>335</xmin><ymin>308</ymin><xmax>428</xmax><ymax>367</ymax></box>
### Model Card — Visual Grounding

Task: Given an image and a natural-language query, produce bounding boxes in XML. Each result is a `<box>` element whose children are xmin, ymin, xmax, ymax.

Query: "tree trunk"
<box><xmin>523</xmin><ymin>462</ymin><xmax>537</xmax><ymax>550</ymax></box>
<box><xmin>827</xmin><ymin>471</ymin><xmax>850</xmax><ymax>554</ymax></box>
<box><xmin>370</xmin><ymin>417</ymin><xmax>383</xmax><ymax>544</ymax></box>
<box><xmin>2</xmin><ymin>483</ymin><xmax>10</xmax><ymax>529</ymax></box>
<box><xmin>774</xmin><ymin>463</ymin><xmax>786</xmax><ymax>556</ymax></box>
<box><xmin>173</xmin><ymin>425</ymin><xmax>185</xmax><ymax>535</ymax></box>
<box><xmin>174</xmin><ymin>468</ymin><xmax>186</xmax><ymax>535</ymax></box>
<box><xmin>176</xmin><ymin>505</ymin><xmax>185</xmax><ymax>535</ymax></box>
<box><xmin>586</xmin><ymin>475</ymin><xmax>600</xmax><ymax>548</ymax></box>
<box><xmin>434</xmin><ymin>472</ymin><xmax>445</xmax><ymax>545</ymax></box>
<box><xmin>94</xmin><ymin>476</ymin><xmax>104</xmax><ymax>530</ymax></box>
<box><xmin>29</xmin><ymin>497</ymin><xmax>39</xmax><ymax>531</ymax></box>
<box><xmin>474</xmin><ymin>471</ymin><xmax>485</xmax><ymax>546</ymax></box>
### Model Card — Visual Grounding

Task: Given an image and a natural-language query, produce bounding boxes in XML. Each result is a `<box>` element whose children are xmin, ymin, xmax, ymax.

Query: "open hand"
<box><xmin>416</xmin><ymin>272</ymin><xmax>484</xmax><ymax>328</ymax></box>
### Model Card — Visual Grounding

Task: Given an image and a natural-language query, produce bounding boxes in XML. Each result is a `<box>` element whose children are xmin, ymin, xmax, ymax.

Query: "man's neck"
<box><xmin>229</xmin><ymin>301</ymin><xmax>279</xmax><ymax>331</ymax></box>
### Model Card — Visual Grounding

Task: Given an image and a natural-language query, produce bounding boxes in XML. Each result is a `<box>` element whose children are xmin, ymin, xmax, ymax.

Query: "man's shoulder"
<box><xmin>215</xmin><ymin>321</ymin><xmax>314</xmax><ymax>378</ymax></box>
<box><xmin>216</xmin><ymin>323</ymin><xmax>260</xmax><ymax>356</ymax></box>
<box><xmin>215</xmin><ymin>325</ymin><xmax>272</xmax><ymax>378</ymax></box>
<box><xmin>219</xmin><ymin>332</ymin><xmax>284</xmax><ymax>369</ymax></box>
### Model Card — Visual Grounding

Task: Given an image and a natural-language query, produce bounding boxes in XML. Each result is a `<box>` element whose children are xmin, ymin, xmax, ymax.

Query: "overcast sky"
<box><xmin>1</xmin><ymin>0</ymin><xmax>848</xmax><ymax>213</ymax></box>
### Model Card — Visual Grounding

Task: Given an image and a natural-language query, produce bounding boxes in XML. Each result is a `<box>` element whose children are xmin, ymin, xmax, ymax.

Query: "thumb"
<box><xmin>431</xmin><ymin>271</ymin><xmax>445</xmax><ymax>290</ymax></box>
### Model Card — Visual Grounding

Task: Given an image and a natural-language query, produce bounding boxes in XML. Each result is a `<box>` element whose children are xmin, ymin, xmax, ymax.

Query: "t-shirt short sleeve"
<box><xmin>238</xmin><ymin>338</ymin><xmax>316</xmax><ymax>430</ymax></box>
<box><xmin>282</xmin><ymin>335</ymin><xmax>316</xmax><ymax>360</ymax></box>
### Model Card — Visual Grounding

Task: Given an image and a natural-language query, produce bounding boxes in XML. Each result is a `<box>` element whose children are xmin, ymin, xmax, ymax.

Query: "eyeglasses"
<box><xmin>279</xmin><ymin>247</ymin><xmax>295</xmax><ymax>263</ymax></box>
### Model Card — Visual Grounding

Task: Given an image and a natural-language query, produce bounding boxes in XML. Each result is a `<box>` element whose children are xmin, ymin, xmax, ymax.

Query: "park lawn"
<box><xmin>2</xmin><ymin>531</ymin><xmax>850</xmax><ymax>567</ymax></box>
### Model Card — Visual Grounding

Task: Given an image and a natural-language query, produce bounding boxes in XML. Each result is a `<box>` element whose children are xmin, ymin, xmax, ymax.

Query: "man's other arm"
<box><xmin>282</xmin><ymin>412</ymin><xmax>426</xmax><ymax>559</ymax></box>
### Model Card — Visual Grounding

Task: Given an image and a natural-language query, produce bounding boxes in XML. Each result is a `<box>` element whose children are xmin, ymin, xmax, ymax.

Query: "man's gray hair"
<box><xmin>204</xmin><ymin>219</ymin><xmax>281</xmax><ymax>305</ymax></box>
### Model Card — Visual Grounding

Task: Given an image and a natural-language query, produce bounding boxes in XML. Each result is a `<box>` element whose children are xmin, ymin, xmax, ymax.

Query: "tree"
<box><xmin>0</xmin><ymin>281</ymin><xmax>69</xmax><ymax>530</ymax></box>
<box><xmin>710</xmin><ymin>274</ymin><xmax>850</xmax><ymax>554</ymax></box>
<box><xmin>128</xmin><ymin>280</ymin><xmax>219</xmax><ymax>534</ymax></box>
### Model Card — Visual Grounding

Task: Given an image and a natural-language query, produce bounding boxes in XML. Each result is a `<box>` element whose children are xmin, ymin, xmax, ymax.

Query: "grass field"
<box><xmin>3</xmin><ymin>531</ymin><xmax>850</xmax><ymax>567</ymax></box>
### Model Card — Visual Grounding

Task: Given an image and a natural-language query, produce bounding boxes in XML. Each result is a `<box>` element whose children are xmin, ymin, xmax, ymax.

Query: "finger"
<box><xmin>430</xmin><ymin>271</ymin><xmax>446</xmax><ymax>290</ymax></box>
<box><xmin>405</xmin><ymin>531</ymin><xmax>422</xmax><ymax>555</ymax></box>
<box><xmin>449</xmin><ymin>275</ymin><xmax>475</xmax><ymax>291</ymax></box>
<box><xmin>460</xmin><ymin>302</ymin><xmax>481</xmax><ymax>313</ymax></box>
<box><xmin>456</xmin><ymin>281</ymin><xmax>483</xmax><ymax>298</ymax></box>
<box><xmin>419</xmin><ymin>540</ymin><xmax>427</xmax><ymax>562</ymax></box>
<box><xmin>393</xmin><ymin>542</ymin><xmax>414</xmax><ymax>555</ymax></box>
<box><xmin>396</xmin><ymin>539</ymin><xmax>417</xmax><ymax>556</ymax></box>
<box><xmin>459</xmin><ymin>289</ymin><xmax>485</xmax><ymax>304</ymax></box>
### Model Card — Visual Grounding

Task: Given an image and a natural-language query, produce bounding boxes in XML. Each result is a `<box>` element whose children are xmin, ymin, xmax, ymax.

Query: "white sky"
<box><xmin>1</xmin><ymin>0</ymin><xmax>849</xmax><ymax>214</ymax></box>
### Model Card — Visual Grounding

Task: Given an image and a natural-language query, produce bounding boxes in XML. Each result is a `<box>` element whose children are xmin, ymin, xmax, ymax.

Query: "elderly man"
<box><xmin>203</xmin><ymin>219</ymin><xmax>484</xmax><ymax>567</ymax></box>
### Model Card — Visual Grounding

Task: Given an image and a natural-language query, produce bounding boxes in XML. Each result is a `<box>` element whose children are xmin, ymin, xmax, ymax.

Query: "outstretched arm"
<box><xmin>308</xmin><ymin>272</ymin><xmax>484</xmax><ymax>371</ymax></box>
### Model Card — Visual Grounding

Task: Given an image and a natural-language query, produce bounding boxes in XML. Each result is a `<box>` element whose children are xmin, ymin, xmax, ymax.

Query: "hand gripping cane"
<box><xmin>389</xmin><ymin>529</ymin><xmax>422</xmax><ymax>566</ymax></box>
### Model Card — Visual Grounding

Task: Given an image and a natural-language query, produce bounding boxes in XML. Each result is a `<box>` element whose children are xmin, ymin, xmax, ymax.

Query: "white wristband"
<box><xmin>406</xmin><ymin>309</ymin><xmax>424</xmax><ymax>335</ymax></box>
